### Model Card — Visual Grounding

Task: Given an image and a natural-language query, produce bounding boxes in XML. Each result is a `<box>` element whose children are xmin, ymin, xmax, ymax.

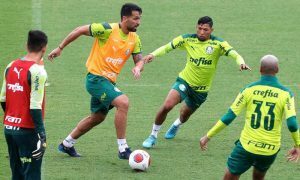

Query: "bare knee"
<box><xmin>253</xmin><ymin>168</ymin><xmax>266</xmax><ymax>180</ymax></box>
<box><xmin>162</xmin><ymin>101</ymin><xmax>175</xmax><ymax>112</ymax></box>
<box><xmin>223</xmin><ymin>168</ymin><xmax>240</xmax><ymax>180</ymax></box>
<box><xmin>90</xmin><ymin>113</ymin><xmax>106</xmax><ymax>125</ymax></box>
<box><xmin>114</xmin><ymin>95</ymin><xmax>129</xmax><ymax>111</ymax></box>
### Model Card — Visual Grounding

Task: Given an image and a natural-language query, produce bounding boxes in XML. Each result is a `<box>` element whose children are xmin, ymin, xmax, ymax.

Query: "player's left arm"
<box><xmin>200</xmin><ymin>90</ymin><xmax>247</xmax><ymax>150</ymax></box>
<box><xmin>30</xmin><ymin>65</ymin><xmax>47</xmax><ymax>159</ymax></box>
<box><xmin>30</xmin><ymin>65</ymin><xmax>47</xmax><ymax>134</ymax></box>
<box><xmin>284</xmin><ymin>93</ymin><xmax>300</xmax><ymax>162</ymax></box>
<box><xmin>131</xmin><ymin>36</ymin><xmax>144</xmax><ymax>79</ymax></box>
<box><xmin>221</xmin><ymin>41</ymin><xmax>251</xmax><ymax>71</ymax></box>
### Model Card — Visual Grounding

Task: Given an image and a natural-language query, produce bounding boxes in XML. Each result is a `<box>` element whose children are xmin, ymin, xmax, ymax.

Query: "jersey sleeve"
<box><xmin>132</xmin><ymin>34</ymin><xmax>142</xmax><ymax>54</ymax></box>
<box><xmin>0</xmin><ymin>61</ymin><xmax>14</xmax><ymax>102</ymax></box>
<box><xmin>0</xmin><ymin>71</ymin><xmax>7</xmax><ymax>102</ymax></box>
<box><xmin>151</xmin><ymin>35</ymin><xmax>185</xmax><ymax>57</ymax></box>
<box><xmin>220</xmin><ymin>41</ymin><xmax>233</xmax><ymax>56</ymax></box>
<box><xmin>171</xmin><ymin>35</ymin><xmax>186</xmax><ymax>50</ymax></box>
<box><xmin>284</xmin><ymin>94</ymin><xmax>296</xmax><ymax>119</ymax></box>
<box><xmin>229</xmin><ymin>90</ymin><xmax>247</xmax><ymax>116</ymax></box>
<box><xmin>30</xmin><ymin>64</ymin><xmax>47</xmax><ymax>109</ymax></box>
<box><xmin>90</xmin><ymin>22</ymin><xmax>112</xmax><ymax>40</ymax></box>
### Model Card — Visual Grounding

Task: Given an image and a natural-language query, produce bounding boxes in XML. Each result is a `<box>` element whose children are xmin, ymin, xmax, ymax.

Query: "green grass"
<box><xmin>1</xmin><ymin>0</ymin><xmax>300</xmax><ymax>179</ymax></box>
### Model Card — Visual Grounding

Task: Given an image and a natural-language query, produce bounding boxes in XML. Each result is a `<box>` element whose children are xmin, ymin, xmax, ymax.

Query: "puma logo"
<box><xmin>13</xmin><ymin>67</ymin><xmax>23</xmax><ymax>79</ymax></box>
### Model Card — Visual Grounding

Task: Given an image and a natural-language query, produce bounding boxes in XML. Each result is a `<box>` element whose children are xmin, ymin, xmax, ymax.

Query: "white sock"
<box><xmin>173</xmin><ymin>118</ymin><xmax>182</xmax><ymax>127</ymax></box>
<box><xmin>63</xmin><ymin>135</ymin><xmax>76</xmax><ymax>148</ymax></box>
<box><xmin>117</xmin><ymin>139</ymin><xmax>128</xmax><ymax>152</ymax></box>
<box><xmin>151</xmin><ymin>124</ymin><xmax>161</xmax><ymax>138</ymax></box>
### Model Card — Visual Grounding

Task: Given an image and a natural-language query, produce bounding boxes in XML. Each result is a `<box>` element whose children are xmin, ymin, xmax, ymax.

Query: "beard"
<box><xmin>127</xmin><ymin>25</ymin><xmax>138</xmax><ymax>32</ymax></box>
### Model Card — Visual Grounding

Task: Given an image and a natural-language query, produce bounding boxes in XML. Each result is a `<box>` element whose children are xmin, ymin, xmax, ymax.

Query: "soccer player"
<box><xmin>47</xmin><ymin>3</ymin><xmax>144</xmax><ymax>159</ymax></box>
<box><xmin>200</xmin><ymin>55</ymin><xmax>300</xmax><ymax>180</ymax></box>
<box><xmin>142</xmin><ymin>16</ymin><xmax>251</xmax><ymax>148</ymax></box>
<box><xmin>0</xmin><ymin>30</ymin><xmax>48</xmax><ymax>180</ymax></box>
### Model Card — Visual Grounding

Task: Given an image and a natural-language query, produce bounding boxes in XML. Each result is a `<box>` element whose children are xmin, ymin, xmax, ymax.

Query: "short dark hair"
<box><xmin>120</xmin><ymin>3</ymin><xmax>142</xmax><ymax>19</ymax></box>
<box><xmin>27</xmin><ymin>30</ymin><xmax>48</xmax><ymax>52</ymax></box>
<box><xmin>198</xmin><ymin>16</ymin><xmax>213</xmax><ymax>27</ymax></box>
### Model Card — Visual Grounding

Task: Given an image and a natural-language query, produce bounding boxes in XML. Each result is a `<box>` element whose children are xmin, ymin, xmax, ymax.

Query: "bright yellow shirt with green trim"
<box><xmin>153</xmin><ymin>34</ymin><xmax>235</xmax><ymax>92</ymax></box>
<box><xmin>230</xmin><ymin>76</ymin><xmax>296</xmax><ymax>155</ymax></box>
<box><xmin>86</xmin><ymin>22</ymin><xmax>142</xmax><ymax>82</ymax></box>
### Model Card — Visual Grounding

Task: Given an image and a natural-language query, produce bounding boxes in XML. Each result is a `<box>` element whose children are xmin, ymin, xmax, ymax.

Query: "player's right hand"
<box><xmin>47</xmin><ymin>47</ymin><xmax>62</xmax><ymax>61</ymax></box>
<box><xmin>32</xmin><ymin>132</ymin><xmax>47</xmax><ymax>160</ymax></box>
<box><xmin>199</xmin><ymin>135</ymin><xmax>210</xmax><ymax>151</ymax></box>
<box><xmin>142</xmin><ymin>54</ymin><xmax>154</xmax><ymax>64</ymax></box>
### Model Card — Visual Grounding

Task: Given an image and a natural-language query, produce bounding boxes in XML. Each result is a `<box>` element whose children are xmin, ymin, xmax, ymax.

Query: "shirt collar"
<box><xmin>261</xmin><ymin>75</ymin><xmax>278</xmax><ymax>82</ymax></box>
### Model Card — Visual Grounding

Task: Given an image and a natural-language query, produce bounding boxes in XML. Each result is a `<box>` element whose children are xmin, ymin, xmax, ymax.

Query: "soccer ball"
<box><xmin>129</xmin><ymin>150</ymin><xmax>151</xmax><ymax>171</ymax></box>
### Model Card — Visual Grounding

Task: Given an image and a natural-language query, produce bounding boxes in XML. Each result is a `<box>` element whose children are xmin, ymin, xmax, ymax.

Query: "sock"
<box><xmin>173</xmin><ymin>118</ymin><xmax>182</xmax><ymax>127</ymax></box>
<box><xmin>63</xmin><ymin>135</ymin><xmax>76</xmax><ymax>148</ymax></box>
<box><xmin>151</xmin><ymin>124</ymin><xmax>161</xmax><ymax>138</ymax></box>
<box><xmin>117</xmin><ymin>139</ymin><xmax>128</xmax><ymax>152</ymax></box>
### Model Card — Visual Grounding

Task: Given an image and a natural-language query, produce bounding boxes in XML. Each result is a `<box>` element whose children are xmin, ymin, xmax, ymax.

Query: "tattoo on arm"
<box><xmin>133</xmin><ymin>53</ymin><xmax>143</xmax><ymax>64</ymax></box>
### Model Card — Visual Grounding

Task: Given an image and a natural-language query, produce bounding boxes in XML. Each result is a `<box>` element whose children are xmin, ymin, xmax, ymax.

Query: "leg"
<box><xmin>59</xmin><ymin>112</ymin><xmax>106</xmax><ymax>157</ymax></box>
<box><xmin>252</xmin><ymin>151</ymin><xmax>277</xmax><ymax>180</ymax></box>
<box><xmin>155</xmin><ymin>89</ymin><xmax>181</xmax><ymax>125</ymax></box>
<box><xmin>223</xmin><ymin>168</ymin><xmax>240</xmax><ymax>180</ymax></box>
<box><xmin>111</xmin><ymin>94</ymin><xmax>132</xmax><ymax>159</ymax></box>
<box><xmin>5</xmin><ymin>132</ymin><xmax>24</xmax><ymax>180</ymax></box>
<box><xmin>252</xmin><ymin>168</ymin><xmax>266</xmax><ymax>180</ymax></box>
<box><xmin>165</xmin><ymin>88</ymin><xmax>207</xmax><ymax>139</ymax></box>
<box><xmin>225</xmin><ymin>141</ymin><xmax>252</xmax><ymax>179</ymax></box>
<box><xmin>17</xmin><ymin>132</ymin><xmax>43</xmax><ymax>180</ymax></box>
<box><xmin>111</xmin><ymin>94</ymin><xmax>129</xmax><ymax>139</ymax></box>
<box><xmin>164</xmin><ymin>102</ymin><xmax>195</xmax><ymax>139</ymax></box>
<box><xmin>179</xmin><ymin>102</ymin><xmax>195</xmax><ymax>123</ymax></box>
<box><xmin>70</xmin><ymin>112</ymin><xmax>106</xmax><ymax>139</ymax></box>
<box><xmin>142</xmin><ymin>89</ymin><xmax>181</xmax><ymax>148</ymax></box>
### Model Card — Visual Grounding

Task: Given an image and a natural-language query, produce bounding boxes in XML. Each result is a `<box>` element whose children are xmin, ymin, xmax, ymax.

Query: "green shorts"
<box><xmin>227</xmin><ymin>140</ymin><xmax>278</xmax><ymax>175</ymax></box>
<box><xmin>86</xmin><ymin>73</ymin><xmax>123</xmax><ymax>114</ymax></box>
<box><xmin>172</xmin><ymin>77</ymin><xmax>207</xmax><ymax>110</ymax></box>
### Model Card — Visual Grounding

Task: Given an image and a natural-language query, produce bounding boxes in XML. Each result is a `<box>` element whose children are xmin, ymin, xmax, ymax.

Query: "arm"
<box><xmin>227</xmin><ymin>50</ymin><xmax>251</xmax><ymax>71</ymax></box>
<box><xmin>0</xmin><ymin>62</ymin><xmax>13</xmax><ymax>112</ymax></box>
<box><xmin>284</xmin><ymin>95</ymin><xmax>300</xmax><ymax>162</ymax></box>
<box><xmin>30</xmin><ymin>65</ymin><xmax>47</xmax><ymax>134</ymax></box>
<box><xmin>30</xmin><ymin>65</ymin><xmax>47</xmax><ymax>159</ymax></box>
<box><xmin>142</xmin><ymin>43</ymin><xmax>173</xmax><ymax>64</ymax></box>
<box><xmin>143</xmin><ymin>35</ymin><xmax>184</xmax><ymax>63</ymax></box>
<box><xmin>200</xmin><ymin>91</ymin><xmax>246</xmax><ymax>150</ymax></box>
<box><xmin>200</xmin><ymin>109</ymin><xmax>236</xmax><ymax>150</ymax></box>
<box><xmin>221</xmin><ymin>41</ymin><xmax>251</xmax><ymax>71</ymax></box>
<box><xmin>48</xmin><ymin>25</ymin><xmax>90</xmax><ymax>60</ymax></box>
<box><xmin>287</xmin><ymin>117</ymin><xmax>300</xmax><ymax>146</ymax></box>
<box><xmin>0</xmin><ymin>78</ymin><xmax>6</xmax><ymax>111</ymax></box>
<box><xmin>132</xmin><ymin>53</ymin><xmax>144</xmax><ymax>79</ymax></box>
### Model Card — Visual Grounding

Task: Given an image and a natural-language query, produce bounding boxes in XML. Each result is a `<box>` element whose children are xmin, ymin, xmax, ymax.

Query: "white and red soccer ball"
<box><xmin>129</xmin><ymin>150</ymin><xmax>151</xmax><ymax>171</ymax></box>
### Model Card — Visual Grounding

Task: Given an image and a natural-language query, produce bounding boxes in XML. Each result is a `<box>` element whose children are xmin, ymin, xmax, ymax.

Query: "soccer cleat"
<box><xmin>142</xmin><ymin>135</ymin><xmax>157</xmax><ymax>149</ymax></box>
<box><xmin>58</xmin><ymin>143</ymin><xmax>81</xmax><ymax>157</ymax></box>
<box><xmin>118</xmin><ymin>147</ymin><xmax>132</xmax><ymax>160</ymax></box>
<box><xmin>164</xmin><ymin>124</ymin><xmax>179</xmax><ymax>139</ymax></box>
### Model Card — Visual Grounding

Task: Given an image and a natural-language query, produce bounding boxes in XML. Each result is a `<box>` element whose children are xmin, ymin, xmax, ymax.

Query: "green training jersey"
<box><xmin>171</xmin><ymin>34</ymin><xmax>233</xmax><ymax>92</ymax></box>
<box><xmin>229</xmin><ymin>76</ymin><xmax>296</xmax><ymax>155</ymax></box>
